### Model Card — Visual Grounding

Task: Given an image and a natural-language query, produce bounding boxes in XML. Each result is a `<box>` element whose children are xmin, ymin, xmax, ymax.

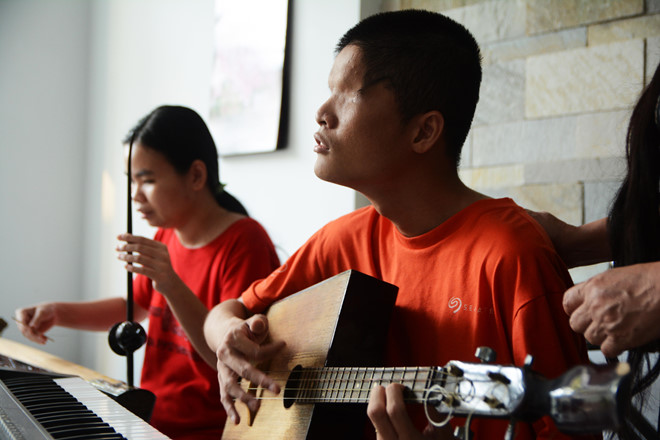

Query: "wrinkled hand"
<box><xmin>116</xmin><ymin>233</ymin><xmax>180</xmax><ymax>294</ymax></box>
<box><xmin>14</xmin><ymin>304</ymin><xmax>56</xmax><ymax>344</ymax></box>
<box><xmin>215</xmin><ymin>314</ymin><xmax>285</xmax><ymax>425</ymax></box>
<box><xmin>368</xmin><ymin>384</ymin><xmax>451</xmax><ymax>440</ymax></box>
<box><xmin>563</xmin><ymin>262</ymin><xmax>660</xmax><ymax>357</ymax></box>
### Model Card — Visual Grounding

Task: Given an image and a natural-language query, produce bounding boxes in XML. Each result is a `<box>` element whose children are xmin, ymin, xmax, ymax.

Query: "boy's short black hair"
<box><xmin>337</xmin><ymin>10</ymin><xmax>482</xmax><ymax>166</ymax></box>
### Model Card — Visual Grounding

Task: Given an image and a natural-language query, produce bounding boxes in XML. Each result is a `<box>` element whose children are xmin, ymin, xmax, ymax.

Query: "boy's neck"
<box><xmin>368</xmin><ymin>173</ymin><xmax>488</xmax><ymax>238</ymax></box>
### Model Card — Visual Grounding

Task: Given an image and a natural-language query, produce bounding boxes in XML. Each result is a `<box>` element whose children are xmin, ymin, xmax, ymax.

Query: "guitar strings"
<box><xmin>256</xmin><ymin>366</ymin><xmax>470</xmax><ymax>383</ymax></box>
<box><xmin>243</xmin><ymin>368</ymin><xmax>481</xmax><ymax>406</ymax></box>
<box><xmin>239</xmin><ymin>367</ymin><xmax>514</xmax><ymax>431</ymax></box>
<box><xmin>254</xmin><ymin>369</ymin><xmax>496</xmax><ymax>389</ymax></box>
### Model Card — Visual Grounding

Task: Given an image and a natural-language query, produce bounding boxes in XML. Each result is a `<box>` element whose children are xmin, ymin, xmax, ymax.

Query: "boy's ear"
<box><xmin>411</xmin><ymin>110</ymin><xmax>444</xmax><ymax>154</ymax></box>
<box><xmin>189</xmin><ymin>160</ymin><xmax>208</xmax><ymax>190</ymax></box>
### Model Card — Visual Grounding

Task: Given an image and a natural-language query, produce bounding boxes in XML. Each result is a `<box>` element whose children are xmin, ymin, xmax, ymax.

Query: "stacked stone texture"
<box><xmin>378</xmin><ymin>0</ymin><xmax>660</xmax><ymax>280</ymax></box>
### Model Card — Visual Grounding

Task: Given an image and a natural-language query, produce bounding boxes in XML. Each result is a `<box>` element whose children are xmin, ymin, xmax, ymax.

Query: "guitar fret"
<box><xmin>347</xmin><ymin>368</ymin><xmax>355</xmax><ymax>402</ymax></box>
<box><xmin>348</xmin><ymin>368</ymin><xmax>357</xmax><ymax>403</ymax></box>
<box><xmin>340</xmin><ymin>367</ymin><xmax>349</xmax><ymax>403</ymax></box>
<box><xmin>357</xmin><ymin>368</ymin><xmax>367</xmax><ymax>403</ymax></box>
<box><xmin>413</xmin><ymin>368</ymin><xmax>422</xmax><ymax>402</ymax></box>
<box><xmin>366</xmin><ymin>367</ymin><xmax>376</xmax><ymax>403</ymax></box>
<box><xmin>327</xmin><ymin>367</ymin><xmax>335</xmax><ymax>402</ymax></box>
<box><xmin>314</xmin><ymin>369</ymin><xmax>327</xmax><ymax>402</ymax></box>
<box><xmin>316</xmin><ymin>368</ymin><xmax>324</xmax><ymax>402</ymax></box>
<box><xmin>316</xmin><ymin>369</ymin><xmax>323</xmax><ymax>401</ymax></box>
<box><xmin>330</xmin><ymin>367</ymin><xmax>337</xmax><ymax>402</ymax></box>
<box><xmin>375</xmin><ymin>367</ymin><xmax>384</xmax><ymax>388</ymax></box>
<box><xmin>325</xmin><ymin>368</ymin><xmax>331</xmax><ymax>402</ymax></box>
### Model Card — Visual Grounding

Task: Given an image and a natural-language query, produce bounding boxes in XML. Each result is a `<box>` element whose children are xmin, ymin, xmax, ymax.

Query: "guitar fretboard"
<box><xmin>284</xmin><ymin>366</ymin><xmax>439</xmax><ymax>405</ymax></box>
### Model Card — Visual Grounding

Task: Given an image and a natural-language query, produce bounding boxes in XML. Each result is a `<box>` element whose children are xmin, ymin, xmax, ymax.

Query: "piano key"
<box><xmin>54</xmin><ymin>377</ymin><xmax>169</xmax><ymax>440</ymax></box>
<box><xmin>0</xmin><ymin>373</ymin><xmax>169</xmax><ymax>440</ymax></box>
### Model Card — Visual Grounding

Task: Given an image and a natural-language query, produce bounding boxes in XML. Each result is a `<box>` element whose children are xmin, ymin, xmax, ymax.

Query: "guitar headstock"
<box><xmin>427</xmin><ymin>347</ymin><xmax>630</xmax><ymax>435</ymax></box>
<box><xmin>427</xmin><ymin>359</ymin><xmax>525</xmax><ymax>419</ymax></box>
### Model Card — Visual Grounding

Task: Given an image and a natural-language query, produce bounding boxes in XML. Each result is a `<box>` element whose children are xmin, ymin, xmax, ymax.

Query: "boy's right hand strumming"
<box><xmin>204</xmin><ymin>299</ymin><xmax>285</xmax><ymax>424</ymax></box>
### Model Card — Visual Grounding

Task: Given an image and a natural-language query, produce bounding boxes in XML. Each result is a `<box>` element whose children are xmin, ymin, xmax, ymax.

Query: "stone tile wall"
<box><xmin>379</xmin><ymin>0</ymin><xmax>660</xmax><ymax>281</ymax></box>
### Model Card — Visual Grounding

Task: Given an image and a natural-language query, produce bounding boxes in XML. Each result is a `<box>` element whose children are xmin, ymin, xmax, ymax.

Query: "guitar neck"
<box><xmin>284</xmin><ymin>366</ymin><xmax>439</xmax><ymax>405</ymax></box>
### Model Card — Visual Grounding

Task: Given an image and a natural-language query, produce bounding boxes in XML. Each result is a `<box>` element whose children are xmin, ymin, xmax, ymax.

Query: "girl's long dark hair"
<box><xmin>608</xmin><ymin>62</ymin><xmax>660</xmax><ymax>438</ymax></box>
<box><xmin>124</xmin><ymin>105</ymin><xmax>248</xmax><ymax>216</ymax></box>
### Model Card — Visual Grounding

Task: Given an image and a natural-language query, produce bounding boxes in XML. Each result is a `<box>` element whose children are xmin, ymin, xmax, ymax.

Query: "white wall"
<box><xmin>0</xmin><ymin>0</ymin><xmax>365</xmax><ymax>383</ymax></box>
<box><xmin>0</xmin><ymin>0</ymin><xmax>91</xmax><ymax>365</ymax></box>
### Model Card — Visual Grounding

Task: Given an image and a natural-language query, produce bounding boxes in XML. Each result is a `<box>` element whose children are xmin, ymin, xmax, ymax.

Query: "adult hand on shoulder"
<box><xmin>14</xmin><ymin>303</ymin><xmax>56</xmax><ymax>344</ymax></box>
<box><xmin>368</xmin><ymin>384</ymin><xmax>451</xmax><ymax>440</ymax></box>
<box><xmin>205</xmin><ymin>301</ymin><xmax>285</xmax><ymax>425</ymax></box>
<box><xmin>116</xmin><ymin>233</ymin><xmax>181</xmax><ymax>295</ymax></box>
<box><xmin>563</xmin><ymin>262</ymin><xmax>660</xmax><ymax>358</ymax></box>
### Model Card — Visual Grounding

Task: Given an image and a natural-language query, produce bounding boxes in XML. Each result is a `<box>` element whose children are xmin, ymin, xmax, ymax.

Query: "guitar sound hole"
<box><xmin>283</xmin><ymin>365</ymin><xmax>302</xmax><ymax>409</ymax></box>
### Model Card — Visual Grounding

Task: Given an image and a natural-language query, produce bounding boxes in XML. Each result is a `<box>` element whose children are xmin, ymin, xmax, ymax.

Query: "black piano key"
<box><xmin>34</xmin><ymin>409</ymin><xmax>95</xmax><ymax>422</ymax></box>
<box><xmin>56</xmin><ymin>433</ymin><xmax>125</xmax><ymax>439</ymax></box>
<box><xmin>49</xmin><ymin>424</ymin><xmax>117</xmax><ymax>436</ymax></box>
<box><xmin>28</xmin><ymin>404</ymin><xmax>91</xmax><ymax>416</ymax></box>
<box><xmin>40</xmin><ymin>417</ymin><xmax>126</xmax><ymax>439</ymax></box>
<box><xmin>21</xmin><ymin>399</ymin><xmax>85</xmax><ymax>409</ymax></box>
<box><xmin>15</xmin><ymin>395</ymin><xmax>79</xmax><ymax>405</ymax></box>
<box><xmin>39</xmin><ymin>414</ymin><xmax>104</xmax><ymax>428</ymax></box>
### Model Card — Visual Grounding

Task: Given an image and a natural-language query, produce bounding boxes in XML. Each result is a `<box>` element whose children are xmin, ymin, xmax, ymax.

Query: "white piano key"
<box><xmin>55</xmin><ymin>377</ymin><xmax>169</xmax><ymax>440</ymax></box>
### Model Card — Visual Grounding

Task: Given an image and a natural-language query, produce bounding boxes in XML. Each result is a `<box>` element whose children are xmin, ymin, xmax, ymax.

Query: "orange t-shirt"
<box><xmin>242</xmin><ymin>198</ymin><xmax>595</xmax><ymax>439</ymax></box>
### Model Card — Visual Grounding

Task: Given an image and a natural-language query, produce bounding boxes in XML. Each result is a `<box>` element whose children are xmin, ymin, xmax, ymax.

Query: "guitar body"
<box><xmin>221</xmin><ymin>270</ymin><xmax>398</xmax><ymax>440</ymax></box>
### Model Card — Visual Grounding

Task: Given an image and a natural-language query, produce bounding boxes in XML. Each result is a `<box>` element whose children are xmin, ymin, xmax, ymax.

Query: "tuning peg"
<box><xmin>475</xmin><ymin>346</ymin><xmax>496</xmax><ymax>363</ymax></box>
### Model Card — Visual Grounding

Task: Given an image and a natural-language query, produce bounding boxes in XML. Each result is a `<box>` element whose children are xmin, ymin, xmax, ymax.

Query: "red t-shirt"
<box><xmin>134</xmin><ymin>217</ymin><xmax>280</xmax><ymax>440</ymax></box>
<box><xmin>242</xmin><ymin>199</ymin><xmax>596</xmax><ymax>439</ymax></box>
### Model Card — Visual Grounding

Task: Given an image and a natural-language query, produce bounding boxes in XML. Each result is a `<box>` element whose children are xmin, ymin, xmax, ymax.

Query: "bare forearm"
<box><xmin>203</xmin><ymin>299</ymin><xmax>249</xmax><ymax>354</ymax></box>
<box><xmin>53</xmin><ymin>297</ymin><xmax>133</xmax><ymax>331</ymax></box>
<box><xmin>529</xmin><ymin>211</ymin><xmax>611</xmax><ymax>268</ymax></box>
<box><xmin>564</xmin><ymin>218</ymin><xmax>611</xmax><ymax>268</ymax></box>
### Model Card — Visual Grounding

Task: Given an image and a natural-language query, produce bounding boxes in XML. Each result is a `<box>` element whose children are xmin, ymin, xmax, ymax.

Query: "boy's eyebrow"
<box><xmin>124</xmin><ymin>169</ymin><xmax>154</xmax><ymax>178</ymax></box>
<box><xmin>358</xmin><ymin>75</ymin><xmax>390</xmax><ymax>93</ymax></box>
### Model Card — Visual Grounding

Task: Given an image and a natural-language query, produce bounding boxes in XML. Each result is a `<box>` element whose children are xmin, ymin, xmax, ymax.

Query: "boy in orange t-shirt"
<box><xmin>204</xmin><ymin>10</ymin><xmax>596</xmax><ymax>440</ymax></box>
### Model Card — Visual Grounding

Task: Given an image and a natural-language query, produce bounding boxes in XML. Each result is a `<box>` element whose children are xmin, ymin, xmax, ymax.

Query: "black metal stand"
<box><xmin>107</xmin><ymin>140</ymin><xmax>146</xmax><ymax>388</ymax></box>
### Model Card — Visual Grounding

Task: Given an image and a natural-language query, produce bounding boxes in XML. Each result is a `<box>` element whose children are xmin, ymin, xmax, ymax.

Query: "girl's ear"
<box><xmin>410</xmin><ymin>110</ymin><xmax>444</xmax><ymax>154</ymax></box>
<box><xmin>189</xmin><ymin>160</ymin><xmax>208</xmax><ymax>191</ymax></box>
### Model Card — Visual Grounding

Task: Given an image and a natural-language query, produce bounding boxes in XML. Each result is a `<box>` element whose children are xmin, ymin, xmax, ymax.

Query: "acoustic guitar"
<box><xmin>221</xmin><ymin>270</ymin><xmax>629</xmax><ymax>440</ymax></box>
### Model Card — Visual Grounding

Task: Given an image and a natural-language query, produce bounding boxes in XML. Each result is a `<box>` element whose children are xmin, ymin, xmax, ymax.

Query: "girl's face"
<box><xmin>129</xmin><ymin>142</ymin><xmax>193</xmax><ymax>229</ymax></box>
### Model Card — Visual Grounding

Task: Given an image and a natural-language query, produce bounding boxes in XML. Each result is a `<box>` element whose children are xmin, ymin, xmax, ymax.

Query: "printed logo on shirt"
<box><xmin>448</xmin><ymin>297</ymin><xmax>494</xmax><ymax>315</ymax></box>
<box><xmin>448</xmin><ymin>297</ymin><xmax>462</xmax><ymax>314</ymax></box>
<box><xmin>150</xmin><ymin>305</ymin><xmax>186</xmax><ymax>337</ymax></box>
